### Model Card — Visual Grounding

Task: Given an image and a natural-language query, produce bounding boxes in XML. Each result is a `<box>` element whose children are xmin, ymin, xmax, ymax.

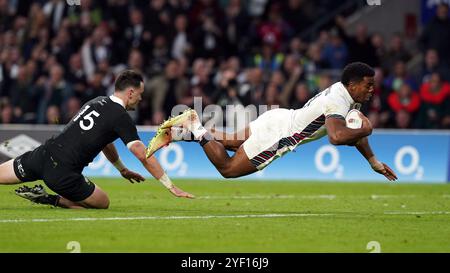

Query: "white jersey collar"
<box><xmin>110</xmin><ymin>95</ymin><xmax>125</xmax><ymax>108</ymax></box>
<box><xmin>336</xmin><ymin>82</ymin><xmax>355</xmax><ymax>105</ymax></box>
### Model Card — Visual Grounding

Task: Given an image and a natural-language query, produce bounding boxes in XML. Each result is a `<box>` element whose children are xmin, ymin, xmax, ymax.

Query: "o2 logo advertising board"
<box><xmin>83</xmin><ymin>130</ymin><xmax>450</xmax><ymax>184</ymax></box>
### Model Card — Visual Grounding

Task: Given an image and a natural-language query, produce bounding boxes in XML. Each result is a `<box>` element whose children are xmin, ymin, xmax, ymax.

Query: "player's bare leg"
<box><xmin>16</xmin><ymin>184</ymin><xmax>109</xmax><ymax>209</ymax></box>
<box><xmin>54</xmin><ymin>196</ymin><xmax>85</xmax><ymax>209</ymax></box>
<box><xmin>201</xmin><ymin>140</ymin><xmax>257</xmax><ymax>178</ymax></box>
<box><xmin>76</xmin><ymin>185</ymin><xmax>110</xmax><ymax>209</ymax></box>
<box><xmin>15</xmin><ymin>179</ymin><xmax>109</xmax><ymax>209</ymax></box>
<box><xmin>149</xmin><ymin>109</ymin><xmax>257</xmax><ymax>178</ymax></box>
<box><xmin>147</xmin><ymin>123</ymin><xmax>250</xmax><ymax>156</ymax></box>
<box><xmin>0</xmin><ymin>159</ymin><xmax>22</xmax><ymax>184</ymax></box>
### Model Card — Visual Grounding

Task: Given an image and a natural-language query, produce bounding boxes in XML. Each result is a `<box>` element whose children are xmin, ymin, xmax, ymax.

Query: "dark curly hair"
<box><xmin>341</xmin><ymin>62</ymin><xmax>375</xmax><ymax>86</ymax></box>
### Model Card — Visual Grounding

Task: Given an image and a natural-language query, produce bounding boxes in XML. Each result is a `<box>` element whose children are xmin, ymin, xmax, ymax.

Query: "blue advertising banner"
<box><xmin>83</xmin><ymin>129</ymin><xmax>450</xmax><ymax>184</ymax></box>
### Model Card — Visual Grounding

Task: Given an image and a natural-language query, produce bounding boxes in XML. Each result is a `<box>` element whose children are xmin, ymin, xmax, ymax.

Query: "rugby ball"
<box><xmin>345</xmin><ymin>109</ymin><xmax>362</xmax><ymax>129</ymax></box>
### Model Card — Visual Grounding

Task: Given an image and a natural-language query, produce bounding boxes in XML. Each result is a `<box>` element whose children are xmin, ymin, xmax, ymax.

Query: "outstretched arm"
<box><xmin>128</xmin><ymin>140</ymin><xmax>194</xmax><ymax>198</ymax></box>
<box><xmin>102</xmin><ymin>143</ymin><xmax>145</xmax><ymax>183</ymax></box>
<box><xmin>354</xmin><ymin>137</ymin><xmax>398</xmax><ymax>181</ymax></box>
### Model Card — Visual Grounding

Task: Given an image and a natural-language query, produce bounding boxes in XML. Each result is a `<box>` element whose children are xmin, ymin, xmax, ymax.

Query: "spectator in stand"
<box><xmin>417</xmin><ymin>72</ymin><xmax>450</xmax><ymax>128</ymax></box>
<box><xmin>123</xmin><ymin>8</ymin><xmax>151</xmax><ymax>56</ymax></box>
<box><xmin>247</xmin><ymin>0</ymin><xmax>269</xmax><ymax>18</ymax></box>
<box><xmin>321</xmin><ymin>29</ymin><xmax>348</xmax><ymax>69</ymax></box>
<box><xmin>257</xmin><ymin>2</ymin><xmax>293</xmax><ymax>51</ymax></box>
<box><xmin>264</xmin><ymin>82</ymin><xmax>281</xmax><ymax>108</ymax></box>
<box><xmin>418</xmin><ymin>49</ymin><xmax>450</xmax><ymax>84</ymax></box>
<box><xmin>0</xmin><ymin>0</ymin><xmax>13</xmax><ymax>32</ymax></box>
<box><xmin>371</xmin><ymin>32</ymin><xmax>387</xmax><ymax>71</ymax></box>
<box><xmin>81</xmin><ymin>25</ymin><xmax>112</xmax><ymax>80</ymax></box>
<box><xmin>239</xmin><ymin>67</ymin><xmax>265</xmax><ymax>106</ymax></box>
<box><xmin>335</xmin><ymin>15</ymin><xmax>379</xmax><ymax>67</ymax></box>
<box><xmin>253</xmin><ymin>41</ymin><xmax>284</xmax><ymax>77</ymax></box>
<box><xmin>61</xmin><ymin>96</ymin><xmax>81</xmax><ymax>124</ymax></box>
<box><xmin>282</xmin><ymin>0</ymin><xmax>314</xmax><ymax>36</ymax></box>
<box><xmin>82</xmin><ymin>70</ymin><xmax>106</xmax><ymax>104</ymax></box>
<box><xmin>189</xmin><ymin>0</ymin><xmax>223</xmax><ymax>29</ymax></box>
<box><xmin>0</xmin><ymin>101</ymin><xmax>15</xmax><ymax>124</ymax></box>
<box><xmin>289</xmin><ymin>82</ymin><xmax>312</xmax><ymax>109</ymax></box>
<box><xmin>35</xmin><ymin>65</ymin><xmax>72</xmax><ymax>124</ymax></box>
<box><xmin>148</xmin><ymin>59</ymin><xmax>189</xmax><ymax>125</ymax></box>
<box><xmin>279</xmin><ymin>56</ymin><xmax>303</xmax><ymax>108</ymax></box>
<box><xmin>51</xmin><ymin>27</ymin><xmax>75</xmax><ymax>70</ymax></box>
<box><xmin>192</xmin><ymin>11</ymin><xmax>223</xmax><ymax>61</ymax></box>
<box><xmin>420</xmin><ymin>3</ymin><xmax>450</xmax><ymax>66</ymax></box>
<box><xmin>383</xmin><ymin>60</ymin><xmax>418</xmax><ymax>93</ymax></box>
<box><xmin>0</xmin><ymin>45</ymin><xmax>21</xmax><ymax>100</ymax></box>
<box><xmin>442</xmin><ymin>96</ymin><xmax>450</xmax><ymax>129</ymax></box>
<box><xmin>9</xmin><ymin>65</ymin><xmax>38</xmax><ymax>123</ymax></box>
<box><xmin>145</xmin><ymin>0</ymin><xmax>175</xmax><ymax>38</ymax></box>
<box><xmin>395</xmin><ymin>109</ymin><xmax>413</xmax><ymax>129</ymax></box>
<box><xmin>303</xmin><ymin>42</ymin><xmax>328</xmax><ymax>91</ymax></box>
<box><xmin>169</xmin><ymin>14</ymin><xmax>192</xmax><ymax>60</ymax></box>
<box><xmin>42</xmin><ymin>0</ymin><xmax>68</xmax><ymax>40</ymax></box>
<box><xmin>223</xmin><ymin>0</ymin><xmax>250</xmax><ymax>59</ymax></box>
<box><xmin>189</xmin><ymin>58</ymin><xmax>216</xmax><ymax>103</ymax></box>
<box><xmin>215</xmin><ymin>68</ymin><xmax>244</xmax><ymax>128</ymax></box>
<box><xmin>382</xmin><ymin>33</ymin><xmax>412</xmax><ymax>75</ymax></box>
<box><xmin>387</xmin><ymin>83</ymin><xmax>421</xmax><ymax>127</ymax></box>
<box><xmin>287</xmin><ymin>37</ymin><xmax>308</xmax><ymax>60</ymax></box>
<box><xmin>268</xmin><ymin>70</ymin><xmax>285</xmax><ymax>91</ymax></box>
<box><xmin>45</xmin><ymin>105</ymin><xmax>61</xmax><ymax>124</ymax></box>
<box><xmin>66</xmin><ymin>52</ymin><xmax>87</xmax><ymax>100</ymax></box>
<box><xmin>147</xmin><ymin>34</ymin><xmax>171</xmax><ymax>76</ymax></box>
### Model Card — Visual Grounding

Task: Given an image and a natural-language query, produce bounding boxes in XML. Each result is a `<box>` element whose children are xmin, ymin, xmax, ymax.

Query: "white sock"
<box><xmin>190</xmin><ymin>119</ymin><xmax>207</xmax><ymax>140</ymax></box>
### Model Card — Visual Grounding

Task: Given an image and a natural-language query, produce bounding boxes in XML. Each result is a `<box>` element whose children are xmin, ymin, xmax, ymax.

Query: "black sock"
<box><xmin>199</xmin><ymin>132</ymin><xmax>214</xmax><ymax>147</ymax></box>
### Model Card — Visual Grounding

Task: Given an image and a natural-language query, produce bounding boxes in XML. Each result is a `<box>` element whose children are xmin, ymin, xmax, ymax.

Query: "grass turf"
<box><xmin>0</xmin><ymin>178</ymin><xmax>449</xmax><ymax>253</ymax></box>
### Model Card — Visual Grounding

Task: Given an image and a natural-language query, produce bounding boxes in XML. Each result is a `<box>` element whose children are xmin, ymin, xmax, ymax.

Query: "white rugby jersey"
<box><xmin>282</xmin><ymin>82</ymin><xmax>356</xmax><ymax>151</ymax></box>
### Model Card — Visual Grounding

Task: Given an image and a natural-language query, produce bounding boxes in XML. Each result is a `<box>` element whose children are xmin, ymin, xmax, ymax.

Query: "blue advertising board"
<box><xmin>83</xmin><ymin>129</ymin><xmax>450</xmax><ymax>184</ymax></box>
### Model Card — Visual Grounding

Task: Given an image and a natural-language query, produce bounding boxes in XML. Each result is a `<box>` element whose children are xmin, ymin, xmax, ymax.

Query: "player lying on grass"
<box><xmin>147</xmin><ymin>62</ymin><xmax>397</xmax><ymax>181</ymax></box>
<box><xmin>0</xmin><ymin>70</ymin><xmax>193</xmax><ymax>209</ymax></box>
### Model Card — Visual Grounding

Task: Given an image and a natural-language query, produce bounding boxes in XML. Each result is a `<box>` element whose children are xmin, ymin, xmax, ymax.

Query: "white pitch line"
<box><xmin>197</xmin><ymin>195</ymin><xmax>336</xmax><ymax>200</ymax></box>
<box><xmin>384</xmin><ymin>211</ymin><xmax>450</xmax><ymax>215</ymax></box>
<box><xmin>2</xmin><ymin>211</ymin><xmax>449</xmax><ymax>223</ymax></box>
<box><xmin>370</xmin><ymin>194</ymin><xmax>416</xmax><ymax>200</ymax></box>
<box><xmin>0</xmin><ymin>213</ymin><xmax>336</xmax><ymax>224</ymax></box>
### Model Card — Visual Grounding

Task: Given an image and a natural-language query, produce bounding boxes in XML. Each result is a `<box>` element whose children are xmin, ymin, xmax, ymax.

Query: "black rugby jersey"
<box><xmin>46</xmin><ymin>96</ymin><xmax>139</xmax><ymax>169</ymax></box>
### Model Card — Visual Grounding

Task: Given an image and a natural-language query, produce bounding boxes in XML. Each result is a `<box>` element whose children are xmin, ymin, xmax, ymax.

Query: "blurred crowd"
<box><xmin>0</xmin><ymin>0</ymin><xmax>449</xmax><ymax>129</ymax></box>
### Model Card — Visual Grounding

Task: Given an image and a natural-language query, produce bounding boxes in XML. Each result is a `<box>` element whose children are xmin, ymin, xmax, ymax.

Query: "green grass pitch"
<box><xmin>0</xmin><ymin>178</ymin><xmax>449</xmax><ymax>253</ymax></box>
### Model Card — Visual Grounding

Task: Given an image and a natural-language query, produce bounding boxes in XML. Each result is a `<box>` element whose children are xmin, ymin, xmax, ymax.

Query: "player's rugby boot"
<box><xmin>146</xmin><ymin>127</ymin><xmax>195</xmax><ymax>158</ymax></box>
<box><xmin>15</xmin><ymin>185</ymin><xmax>59</xmax><ymax>206</ymax></box>
<box><xmin>146</xmin><ymin>127</ymin><xmax>172</xmax><ymax>158</ymax></box>
<box><xmin>146</xmin><ymin>109</ymin><xmax>199</xmax><ymax>158</ymax></box>
<box><xmin>159</xmin><ymin>108</ymin><xmax>199</xmax><ymax>129</ymax></box>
